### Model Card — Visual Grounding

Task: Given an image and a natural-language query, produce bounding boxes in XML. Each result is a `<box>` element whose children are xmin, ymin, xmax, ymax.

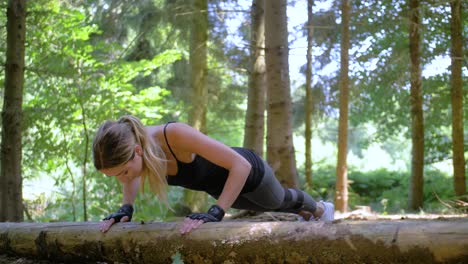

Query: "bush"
<box><xmin>300</xmin><ymin>166</ymin><xmax>458</xmax><ymax>214</ymax></box>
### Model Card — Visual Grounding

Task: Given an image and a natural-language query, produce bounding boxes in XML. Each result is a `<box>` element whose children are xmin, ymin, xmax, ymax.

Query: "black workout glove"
<box><xmin>187</xmin><ymin>204</ymin><xmax>225</xmax><ymax>223</ymax></box>
<box><xmin>103</xmin><ymin>204</ymin><xmax>134</xmax><ymax>222</ymax></box>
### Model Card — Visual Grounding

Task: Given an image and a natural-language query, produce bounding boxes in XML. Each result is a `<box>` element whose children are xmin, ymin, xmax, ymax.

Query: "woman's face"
<box><xmin>100</xmin><ymin>145</ymin><xmax>143</xmax><ymax>184</ymax></box>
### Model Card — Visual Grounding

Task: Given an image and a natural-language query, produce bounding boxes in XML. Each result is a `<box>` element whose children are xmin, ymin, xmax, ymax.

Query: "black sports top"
<box><xmin>163</xmin><ymin>122</ymin><xmax>265</xmax><ymax>196</ymax></box>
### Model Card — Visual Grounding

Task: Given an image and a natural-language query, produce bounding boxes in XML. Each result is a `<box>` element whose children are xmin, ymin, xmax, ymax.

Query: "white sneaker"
<box><xmin>318</xmin><ymin>201</ymin><xmax>334</xmax><ymax>222</ymax></box>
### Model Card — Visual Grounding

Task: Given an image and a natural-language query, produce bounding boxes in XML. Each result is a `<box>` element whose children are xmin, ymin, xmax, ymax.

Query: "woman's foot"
<box><xmin>317</xmin><ymin>201</ymin><xmax>334</xmax><ymax>221</ymax></box>
<box><xmin>298</xmin><ymin>201</ymin><xmax>335</xmax><ymax>222</ymax></box>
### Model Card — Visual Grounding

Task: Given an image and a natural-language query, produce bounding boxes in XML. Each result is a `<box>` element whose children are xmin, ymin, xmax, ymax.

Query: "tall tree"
<box><xmin>449</xmin><ymin>0</ymin><xmax>466</xmax><ymax>196</ymax></box>
<box><xmin>188</xmin><ymin>0</ymin><xmax>208</xmax><ymax>132</ymax></box>
<box><xmin>0</xmin><ymin>0</ymin><xmax>26</xmax><ymax>222</ymax></box>
<box><xmin>304</xmin><ymin>0</ymin><xmax>314</xmax><ymax>187</ymax></box>
<box><xmin>184</xmin><ymin>0</ymin><xmax>209</xmax><ymax>212</ymax></box>
<box><xmin>335</xmin><ymin>0</ymin><xmax>350</xmax><ymax>213</ymax></box>
<box><xmin>408</xmin><ymin>0</ymin><xmax>424</xmax><ymax>210</ymax></box>
<box><xmin>348</xmin><ymin>0</ymin><xmax>410</xmax><ymax>146</ymax></box>
<box><xmin>243</xmin><ymin>0</ymin><xmax>266</xmax><ymax>156</ymax></box>
<box><xmin>265</xmin><ymin>0</ymin><xmax>298</xmax><ymax>187</ymax></box>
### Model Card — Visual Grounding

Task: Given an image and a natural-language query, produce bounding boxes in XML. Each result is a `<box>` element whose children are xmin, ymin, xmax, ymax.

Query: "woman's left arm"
<box><xmin>167</xmin><ymin>123</ymin><xmax>252</xmax><ymax>233</ymax></box>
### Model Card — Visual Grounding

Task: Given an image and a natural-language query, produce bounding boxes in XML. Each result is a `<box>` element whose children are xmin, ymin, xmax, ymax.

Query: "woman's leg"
<box><xmin>231</xmin><ymin>160</ymin><xmax>318</xmax><ymax>215</ymax></box>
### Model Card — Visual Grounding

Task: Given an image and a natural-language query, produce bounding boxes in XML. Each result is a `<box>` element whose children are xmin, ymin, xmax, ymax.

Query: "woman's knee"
<box><xmin>241</xmin><ymin>184</ymin><xmax>285</xmax><ymax>210</ymax></box>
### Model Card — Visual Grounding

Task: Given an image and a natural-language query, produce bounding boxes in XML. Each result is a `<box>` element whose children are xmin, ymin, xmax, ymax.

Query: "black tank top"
<box><xmin>163</xmin><ymin>122</ymin><xmax>264</xmax><ymax>196</ymax></box>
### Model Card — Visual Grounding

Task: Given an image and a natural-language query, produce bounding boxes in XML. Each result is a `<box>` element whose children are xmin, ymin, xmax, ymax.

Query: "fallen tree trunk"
<box><xmin>1</xmin><ymin>219</ymin><xmax>467</xmax><ymax>263</ymax></box>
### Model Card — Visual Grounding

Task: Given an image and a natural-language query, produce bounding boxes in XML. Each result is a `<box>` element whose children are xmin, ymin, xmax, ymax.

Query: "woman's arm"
<box><xmin>215</xmin><ymin>161</ymin><xmax>251</xmax><ymax>210</ymax></box>
<box><xmin>100</xmin><ymin>176</ymin><xmax>140</xmax><ymax>233</ymax></box>
<box><xmin>167</xmin><ymin>123</ymin><xmax>251</xmax><ymax>210</ymax></box>
<box><xmin>165</xmin><ymin>123</ymin><xmax>252</xmax><ymax>234</ymax></box>
<box><xmin>122</xmin><ymin>176</ymin><xmax>141</xmax><ymax>205</ymax></box>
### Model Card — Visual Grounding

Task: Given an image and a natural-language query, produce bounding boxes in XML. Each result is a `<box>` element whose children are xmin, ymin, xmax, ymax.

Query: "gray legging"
<box><xmin>215</xmin><ymin>160</ymin><xmax>318</xmax><ymax>214</ymax></box>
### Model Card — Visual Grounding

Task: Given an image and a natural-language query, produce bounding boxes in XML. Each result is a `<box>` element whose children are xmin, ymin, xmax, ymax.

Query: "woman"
<box><xmin>93</xmin><ymin>115</ymin><xmax>334</xmax><ymax>234</ymax></box>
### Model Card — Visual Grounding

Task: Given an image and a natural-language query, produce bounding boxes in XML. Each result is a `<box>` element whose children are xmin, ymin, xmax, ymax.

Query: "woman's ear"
<box><xmin>135</xmin><ymin>145</ymin><xmax>143</xmax><ymax>156</ymax></box>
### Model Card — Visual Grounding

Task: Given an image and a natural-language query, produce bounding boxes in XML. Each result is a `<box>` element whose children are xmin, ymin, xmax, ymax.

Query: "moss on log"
<box><xmin>1</xmin><ymin>219</ymin><xmax>468</xmax><ymax>263</ymax></box>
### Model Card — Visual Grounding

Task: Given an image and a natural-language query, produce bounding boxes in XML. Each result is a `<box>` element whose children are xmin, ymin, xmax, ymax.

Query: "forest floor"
<box><xmin>1</xmin><ymin>209</ymin><xmax>467</xmax><ymax>264</ymax></box>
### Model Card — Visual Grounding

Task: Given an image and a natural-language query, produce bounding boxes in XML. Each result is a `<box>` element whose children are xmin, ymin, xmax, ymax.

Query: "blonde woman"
<box><xmin>93</xmin><ymin>115</ymin><xmax>334</xmax><ymax>234</ymax></box>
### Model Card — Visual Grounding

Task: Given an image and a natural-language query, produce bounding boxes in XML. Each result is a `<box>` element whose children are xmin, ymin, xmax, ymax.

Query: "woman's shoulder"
<box><xmin>146</xmin><ymin>122</ymin><xmax>195</xmax><ymax>140</ymax></box>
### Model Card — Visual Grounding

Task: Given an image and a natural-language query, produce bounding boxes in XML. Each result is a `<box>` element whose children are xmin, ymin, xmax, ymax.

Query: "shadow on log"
<box><xmin>1</xmin><ymin>219</ymin><xmax>468</xmax><ymax>263</ymax></box>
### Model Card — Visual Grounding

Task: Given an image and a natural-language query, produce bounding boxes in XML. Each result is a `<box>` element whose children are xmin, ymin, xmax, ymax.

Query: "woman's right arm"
<box><xmin>122</xmin><ymin>176</ymin><xmax>140</xmax><ymax>204</ymax></box>
<box><xmin>99</xmin><ymin>177</ymin><xmax>140</xmax><ymax>233</ymax></box>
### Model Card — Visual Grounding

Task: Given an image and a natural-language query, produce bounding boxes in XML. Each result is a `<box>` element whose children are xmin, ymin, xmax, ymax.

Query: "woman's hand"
<box><xmin>100</xmin><ymin>204</ymin><xmax>133</xmax><ymax>233</ymax></box>
<box><xmin>99</xmin><ymin>218</ymin><xmax>115</xmax><ymax>232</ymax></box>
<box><xmin>179</xmin><ymin>205</ymin><xmax>225</xmax><ymax>234</ymax></box>
<box><xmin>99</xmin><ymin>215</ymin><xmax>131</xmax><ymax>233</ymax></box>
<box><xmin>180</xmin><ymin>217</ymin><xmax>205</xmax><ymax>234</ymax></box>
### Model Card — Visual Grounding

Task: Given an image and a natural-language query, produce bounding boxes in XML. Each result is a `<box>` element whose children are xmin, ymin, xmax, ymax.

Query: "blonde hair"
<box><xmin>92</xmin><ymin>115</ymin><xmax>168</xmax><ymax>205</ymax></box>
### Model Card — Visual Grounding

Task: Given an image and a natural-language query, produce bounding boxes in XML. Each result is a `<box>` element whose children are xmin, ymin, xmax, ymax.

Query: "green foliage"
<box><xmin>380</xmin><ymin>168</ymin><xmax>461</xmax><ymax>213</ymax></box>
<box><xmin>171</xmin><ymin>252</ymin><xmax>184</xmax><ymax>264</ymax></box>
<box><xmin>301</xmin><ymin>166</ymin><xmax>459</xmax><ymax>214</ymax></box>
<box><xmin>19</xmin><ymin>0</ymin><xmax>183</xmax><ymax>222</ymax></box>
<box><xmin>300</xmin><ymin>164</ymin><xmax>336</xmax><ymax>201</ymax></box>
<box><xmin>348</xmin><ymin>169</ymin><xmax>406</xmax><ymax>209</ymax></box>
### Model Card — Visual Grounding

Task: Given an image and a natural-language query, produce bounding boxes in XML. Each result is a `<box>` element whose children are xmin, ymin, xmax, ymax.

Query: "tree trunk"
<box><xmin>1</xmin><ymin>220</ymin><xmax>468</xmax><ymax>263</ymax></box>
<box><xmin>408</xmin><ymin>0</ymin><xmax>424</xmax><ymax>210</ymax></box>
<box><xmin>188</xmin><ymin>0</ymin><xmax>208</xmax><ymax>131</ymax></box>
<box><xmin>0</xmin><ymin>0</ymin><xmax>26</xmax><ymax>222</ymax></box>
<box><xmin>265</xmin><ymin>0</ymin><xmax>298</xmax><ymax>187</ymax></box>
<box><xmin>304</xmin><ymin>0</ymin><xmax>314</xmax><ymax>187</ymax></box>
<box><xmin>243</xmin><ymin>0</ymin><xmax>266</xmax><ymax>157</ymax></box>
<box><xmin>185</xmin><ymin>0</ymin><xmax>209</xmax><ymax>212</ymax></box>
<box><xmin>450</xmin><ymin>0</ymin><xmax>466</xmax><ymax>196</ymax></box>
<box><xmin>335</xmin><ymin>0</ymin><xmax>350</xmax><ymax>213</ymax></box>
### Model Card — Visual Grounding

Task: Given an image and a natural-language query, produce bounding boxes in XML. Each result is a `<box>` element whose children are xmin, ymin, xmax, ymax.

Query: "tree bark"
<box><xmin>243</xmin><ymin>0</ymin><xmax>266</xmax><ymax>157</ymax></box>
<box><xmin>265</xmin><ymin>0</ymin><xmax>298</xmax><ymax>187</ymax></box>
<box><xmin>335</xmin><ymin>0</ymin><xmax>350</xmax><ymax>213</ymax></box>
<box><xmin>408</xmin><ymin>0</ymin><xmax>425</xmax><ymax>210</ymax></box>
<box><xmin>450</xmin><ymin>0</ymin><xmax>466</xmax><ymax>196</ymax></box>
<box><xmin>304</xmin><ymin>0</ymin><xmax>314</xmax><ymax>187</ymax></box>
<box><xmin>1</xmin><ymin>220</ymin><xmax>467</xmax><ymax>263</ymax></box>
<box><xmin>0</xmin><ymin>0</ymin><xmax>26</xmax><ymax>222</ymax></box>
<box><xmin>184</xmin><ymin>0</ymin><xmax>209</xmax><ymax>212</ymax></box>
<box><xmin>188</xmin><ymin>0</ymin><xmax>208</xmax><ymax>133</ymax></box>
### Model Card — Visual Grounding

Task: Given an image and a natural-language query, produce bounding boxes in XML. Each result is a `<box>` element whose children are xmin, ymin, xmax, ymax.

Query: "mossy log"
<box><xmin>1</xmin><ymin>219</ymin><xmax>468</xmax><ymax>263</ymax></box>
